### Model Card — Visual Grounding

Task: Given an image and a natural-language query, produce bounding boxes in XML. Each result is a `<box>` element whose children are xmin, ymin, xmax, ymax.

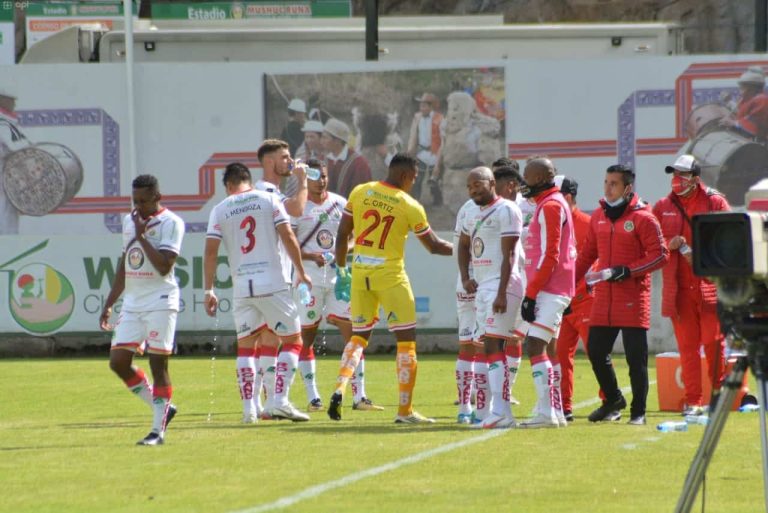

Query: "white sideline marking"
<box><xmin>232</xmin><ymin>380</ymin><xmax>659</xmax><ymax>513</ymax></box>
<box><xmin>229</xmin><ymin>429</ymin><xmax>507</xmax><ymax>513</ymax></box>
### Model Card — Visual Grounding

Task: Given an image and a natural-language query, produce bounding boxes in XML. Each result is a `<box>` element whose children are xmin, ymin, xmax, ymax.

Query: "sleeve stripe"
<box><xmin>206</xmin><ymin>233</ymin><xmax>222</xmax><ymax>239</ymax></box>
<box><xmin>415</xmin><ymin>227</ymin><xmax>433</xmax><ymax>237</ymax></box>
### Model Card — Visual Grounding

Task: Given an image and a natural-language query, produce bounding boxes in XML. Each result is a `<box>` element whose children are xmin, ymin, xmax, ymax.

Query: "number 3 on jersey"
<box><xmin>240</xmin><ymin>215</ymin><xmax>256</xmax><ymax>254</ymax></box>
<box><xmin>356</xmin><ymin>209</ymin><xmax>395</xmax><ymax>249</ymax></box>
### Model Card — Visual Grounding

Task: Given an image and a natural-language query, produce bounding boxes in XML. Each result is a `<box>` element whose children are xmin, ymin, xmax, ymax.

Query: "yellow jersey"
<box><xmin>345</xmin><ymin>181</ymin><xmax>430</xmax><ymax>290</ymax></box>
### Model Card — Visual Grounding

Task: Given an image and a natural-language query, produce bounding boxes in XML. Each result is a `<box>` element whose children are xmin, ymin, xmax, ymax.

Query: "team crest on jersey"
<box><xmin>316</xmin><ymin>229</ymin><xmax>334</xmax><ymax>249</ymax></box>
<box><xmin>472</xmin><ymin>237</ymin><xmax>485</xmax><ymax>258</ymax></box>
<box><xmin>308</xmin><ymin>311</ymin><xmax>316</xmax><ymax>320</ymax></box>
<box><xmin>319</xmin><ymin>213</ymin><xmax>329</xmax><ymax>223</ymax></box>
<box><xmin>127</xmin><ymin>247</ymin><xmax>144</xmax><ymax>270</ymax></box>
<box><xmin>624</xmin><ymin>221</ymin><xmax>635</xmax><ymax>232</ymax></box>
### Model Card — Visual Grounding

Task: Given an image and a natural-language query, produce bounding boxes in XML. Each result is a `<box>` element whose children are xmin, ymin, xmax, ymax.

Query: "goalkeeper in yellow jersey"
<box><xmin>327</xmin><ymin>153</ymin><xmax>453</xmax><ymax>423</ymax></box>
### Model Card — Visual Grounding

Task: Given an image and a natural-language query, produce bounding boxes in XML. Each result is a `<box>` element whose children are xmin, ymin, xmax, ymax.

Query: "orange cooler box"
<box><xmin>656</xmin><ymin>352</ymin><xmax>749</xmax><ymax>412</ymax></box>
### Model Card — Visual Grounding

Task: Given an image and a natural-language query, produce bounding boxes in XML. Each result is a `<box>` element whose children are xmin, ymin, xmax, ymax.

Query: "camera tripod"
<box><xmin>675</xmin><ymin>336</ymin><xmax>768</xmax><ymax>513</ymax></box>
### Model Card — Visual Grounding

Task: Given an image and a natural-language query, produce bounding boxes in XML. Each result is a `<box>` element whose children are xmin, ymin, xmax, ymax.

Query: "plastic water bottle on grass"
<box><xmin>739</xmin><ymin>403</ymin><xmax>760</xmax><ymax>413</ymax></box>
<box><xmin>657</xmin><ymin>421</ymin><xmax>688</xmax><ymax>432</ymax></box>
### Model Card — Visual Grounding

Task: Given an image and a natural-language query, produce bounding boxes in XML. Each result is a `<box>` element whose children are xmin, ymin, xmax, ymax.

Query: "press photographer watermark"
<box><xmin>2</xmin><ymin>1</ymin><xmax>31</xmax><ymax>10</ymax></box>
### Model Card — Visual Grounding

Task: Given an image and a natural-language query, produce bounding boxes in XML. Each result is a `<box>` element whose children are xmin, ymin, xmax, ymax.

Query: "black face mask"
<box><xmin>520</xmin><ymin>181</ymin><xmax>555</xmax><ymax>199</ymax></box>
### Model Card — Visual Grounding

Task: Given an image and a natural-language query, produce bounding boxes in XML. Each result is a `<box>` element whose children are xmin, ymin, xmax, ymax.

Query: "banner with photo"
<box><xmin>264</xmin><ymin>67</ymin><xmax>506</xmax><ymax>230</ymax></box>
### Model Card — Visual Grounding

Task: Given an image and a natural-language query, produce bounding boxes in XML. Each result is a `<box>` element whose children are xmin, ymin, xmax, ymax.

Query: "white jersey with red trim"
<box><xmin>461</xmin><ymin>197</ymin><xmax>524</xmax><ymax>296</ymax></box>
<box><xmin>253</xmin><ymin>179</ymin><xmax>292</xmax><ymax>284</ymax></box>
<box><xmin>454</xmin><ymin>199</ymin><xmax>475</xmax><ymax>293</ymax></box>
<box><xmin>206</xmin><ymin>188</ymin><xmax>291</xmax><ymax>297</ymax></box>
<box><xmin>121</xmin><ymin>208</ymin><xmax>185</xmax><ymax>312</ymax></box>
<box><xmin>291</xmin><ymin>191</ymin><xmax>346</xmax><ymax>287</ymax></box>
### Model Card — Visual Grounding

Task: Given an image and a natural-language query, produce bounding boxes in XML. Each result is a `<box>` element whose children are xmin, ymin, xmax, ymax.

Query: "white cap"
<box><xmin>737</xmin><ymin>66</ymin><xmax>765</xmax><ymax>86</ymax></box>
<box><xmin>665</xmin><ymin>154</ymin><xmax>699</xmax><ymax>175</ymax></box>
<box><xmin>287</xmin><ymin>98</ymin><xmax>307</xmax><ymax>113</ymax></box>
<box><xmin>323</xmin><ymin>118</ymin><xmax>350</xmax><ymax>144</ymax></box>
<box><xmin>301</xmin><ymin>120</ymin><xmax>324</xmax><ymax>133</ymax></box>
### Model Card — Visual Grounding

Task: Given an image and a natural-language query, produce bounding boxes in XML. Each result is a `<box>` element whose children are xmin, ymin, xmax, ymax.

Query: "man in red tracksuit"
<box><xmin>652</xmin><ymin>154</ymin><xmax>730</xmax><ymax>416</ymax></box>
<box><xmin>553</xmin><ymin>176</ymin><xmax>595</xmax><ymax>423</ymax></box>
<box><xmin>575</xmin><ymin>164</ymin><xmax>668</xmax><ymax>425</ymax></box>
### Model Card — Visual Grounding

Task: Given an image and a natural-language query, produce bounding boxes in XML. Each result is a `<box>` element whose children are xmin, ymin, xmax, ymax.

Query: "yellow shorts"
<box><xmin>351</xmin><ymin>281</ymin><xmax>416</xmax><ymax>332</ymax></box>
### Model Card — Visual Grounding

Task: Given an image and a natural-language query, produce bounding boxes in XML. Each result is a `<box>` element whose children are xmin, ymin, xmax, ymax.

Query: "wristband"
<box><xmin>204</xmin><ymin>289</ymin><xmax>215</xmax><ymax>296</ymax></box>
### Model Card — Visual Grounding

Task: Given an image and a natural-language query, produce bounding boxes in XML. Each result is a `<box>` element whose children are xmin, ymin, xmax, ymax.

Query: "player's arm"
<box><xmin>277</xmin><ymin>222</ymin><xmax>311</xmax><ymax>287</ymax></box>
<box><xmin>335</xmin><ymin>213</ymin><xmax>354</xmax><ymax>265</ymax></box>
<box><xmin>457</xmin><ymin>232</ymin><xmax>476</xmax><ymax>294</ymax></box>
<box><xmin>417</xmin><ymin>230</ymin><xmax>453</xmax><ymax>255</ymax></box>
<box><xmin>99</xmin><ymin>253</ymin><xmax>126</xmax><ymax>330</ymax></box>
<box><xmin>574</xmin><ymin>215</ymin><xmax>598</xmax><ymax>283</ymax></box>
<box><xmin>493</xmin><ymin>235</ymin><xmax>517</xmax><ymax>314</ymax></box>
<box><xmin>283</xmin><ymin>165</ymin><xmax>308</xmax><ymax>217</ymax></box>
<box><xmin>203</xmin><ymin>237</ymin><xmax>221</xmax><ymax>317</ymax></box>
<box><xmin>524</xmin><ymin>202</ymin><xmax>562</xmax><ymax>299</ymax></box>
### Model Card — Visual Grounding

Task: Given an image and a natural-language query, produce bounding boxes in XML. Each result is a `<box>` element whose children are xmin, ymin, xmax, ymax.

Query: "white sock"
<box><xmin>299</xmin><ymin>358</ymin><xmax>320</xmax><ymax>403</ymax></box>
<box><xmin>254</xmin><ymin>364</ymin><xmax>264</xmax><ymax>415</ymax></box>
<box><xmin>455</xmin><ymin>355</ymin><xmax>474</xmax><ymax>415</ymax></box>
<box><xmin>351</xmin><ymin>357</ymin><xmax>366</xmax><ymax>403</ymax></box>
<box><xmin>151</xmin><ymin>396</ymin><xmax>170</xmax><ymax>435</ymax></box>
<box><xmin>126</xmin><ymin>369</ymin><xmax>154</xmax><ymax>407</ymax></box>
<box><xmin>260</xmin><ymin>354</ymin><xmax>277</xmax><ymax>411</ymax></box>
<box><xmin>506</xmin><ymin>355</ymin><xmax>522</xmax><ymax>396</ymax></box>
<box><xmin>236</xmin><ymin>355</ymin><xmax>257</xmax><ymax>418</ymax></box>
<box><xmin>274</xmin><ymin>344</ymin><xmax>300</xmax><ymax>407</ymax></box>
<box><xmin>474</xmin><ymin>357</ymin><xmax>491</xmax><ymax>420</ymax></box>
<box><xmin>531</xmin><ymin>357</ymin><xmax>555</xmax><ymax>419</ymax></box>
<box><xmin>551</xmin><ymin>363</ymin><xmax>563</xmax><ymax>416</ymax></box>
<box><xmin>488</xmin><ymin>354</ymin><xmax>511</xmax><ymax>418</ymax></box>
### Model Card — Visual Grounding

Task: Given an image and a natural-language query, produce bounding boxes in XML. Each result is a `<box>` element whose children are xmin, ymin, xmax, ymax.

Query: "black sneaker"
<box><xmin>137</xmin><ymin>432</ymin><xmax>163</xmax><ymax>446</ymax></box>
<box><xmin>563</xmin><ymin>410</ymin><xmax>575</xmax><ymax>423</ymax></box>
<box><xmin>163</xmin><ymin>404</ymin><xmax>177</xmax><ymax>432</ymax></box>
<box><xmin>327</xmin><ymin>392</ymin><xmax>343</xmax><ymax>421</ymax></box>
<box><xmin>588</xmin><ymin>397</ymin><xmax>627</xmax><ymax>423</ymax></box>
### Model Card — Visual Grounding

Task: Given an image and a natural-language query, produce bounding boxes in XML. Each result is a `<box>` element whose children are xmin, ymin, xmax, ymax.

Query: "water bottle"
<box><xmin>585</xmin><ymin>268</ymin><xmax>613</xmax><ymax>286</ymax></box>
<box><xmin>297</xmin><ymin>282</ymin><xmax>312</xmax><ymax>306</ymax></box>
<box><xmin>657</xmin><ymin>421</ymin><xmax>688</xmax><ymax>432</ymax></box>
<box><xmin>306</xmin><ymin>167</ymin><xmax>321</xmax><ymax>181</ymax></box>
<box><xmin>322</xmin><ymin>251</ymin><xmax>334</xmax><ymax>265</ymax></box>
<box><xmin>684</xmin><ymin>414</ymin><xmax>709</xmax><ymax>426</ymax></box>
<box><xmin>739</xmin><ymin>403</ymin><xmax>760</xmax><ymax>413</ymax></box>
<box><xmin>679</xmin><ymin>243</ymin><xmax>692</xmax><ymax>255</ymax></box>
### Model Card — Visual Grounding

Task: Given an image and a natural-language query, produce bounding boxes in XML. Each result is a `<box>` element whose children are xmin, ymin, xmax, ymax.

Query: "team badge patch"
<box><xmin>472</xmin><ymin>237</ymin><xmax>485</xmax><ymax>258</ymax></box>
<box><xmin>624</xmin><ymin>221</ymin><xmax>635</xmax><ymax>232</ymax></box>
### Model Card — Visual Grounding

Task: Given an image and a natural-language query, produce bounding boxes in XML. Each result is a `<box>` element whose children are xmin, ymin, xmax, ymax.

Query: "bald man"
<box><xmin>457</xmin><ymin>167</ymin><xmax>524</xmax><ymax>428</ymax></box>
<box><xmin>516</xmin><ymin>157</ymin><xmax>576</xmax><ymax>429</ymax></box>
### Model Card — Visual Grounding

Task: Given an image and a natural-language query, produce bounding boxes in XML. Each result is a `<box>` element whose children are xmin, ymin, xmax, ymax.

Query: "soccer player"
<box><xmin>101</xmin><ymin>174</ymin><xmax>184</xmax><ymax>446</ymax></box>
<box><xmin>204</xmin><ymin>162</ymin><xmax>312</xmax><ymax>423</ymax></box>
<box><xmin>517</xmin><ymin>157</ymin><xmax>576</xmax><ymax>429</ymax></box>
<box><xmin>326</xmin><ymin>153</ymin><xmax>453</xmax><ymax>423</ymax></box>
<box><xmin>458</xmin><ymin>167</ymin><xmax>524</xmax><ymax>429</ymax></box>
<box><xmin>291</xmin><ymin>159</ymin><xmax>383</xmax><ymax>412</ymax></box>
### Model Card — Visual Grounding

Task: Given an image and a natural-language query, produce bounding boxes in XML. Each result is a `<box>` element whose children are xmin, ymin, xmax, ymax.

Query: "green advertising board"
<box><xmin>151</xmin><ymin>1</ymin><xmax>352</xmax><ymax>20</ymax></box>
<box><xmin>25</xmin><ymin>1</ymin><xmax>137</xmax><ymax>17</ymax></box>
<box><xmin>0</xmin><ymin>1</ymin><xmax>13</xmax><ymax>22</ymax></box>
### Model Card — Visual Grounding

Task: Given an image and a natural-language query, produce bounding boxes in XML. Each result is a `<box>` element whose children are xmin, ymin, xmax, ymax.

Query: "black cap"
<box><xmin>558</xmin><ymin>176</ymin><xmax>578</xmax><ymax>196</ymax></box>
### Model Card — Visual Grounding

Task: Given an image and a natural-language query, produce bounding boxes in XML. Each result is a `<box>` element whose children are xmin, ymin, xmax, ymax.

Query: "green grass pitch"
<box><xmin>0</xmin><ymin>354</ymin><xmax>763</xmax><ymax>513</ymax></box>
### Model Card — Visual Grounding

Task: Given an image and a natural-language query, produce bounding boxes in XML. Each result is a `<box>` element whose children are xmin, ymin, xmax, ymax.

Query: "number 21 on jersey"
<box><xmin>356</xmin><ymin>209</ymin><xmax>394</xmax><ymax>249</ymax></box>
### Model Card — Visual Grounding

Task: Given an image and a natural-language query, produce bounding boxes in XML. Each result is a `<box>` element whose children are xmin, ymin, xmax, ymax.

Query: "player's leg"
<box><xmin>622</xmin><ymin>327</ymin><xmax>649</xmax><ymax>424</ymax></box>
<box><xmin>555</xmin><ymin>314</ymin><xmax>579</xmax><ymax>422</ymax></box>
<box><xmin>672</xmin><ymin>291</ymin><xmax>705</xmax><ymax>413</ymax></box>
<box><xmin>139</xmin><ymin>310</ymin><xmax>178</xmax><ymax>445</ymax></box>
<box><xmin>455</xmin><ymin>291</ymin><xmax>476</xmax><ymax>417</ymax></box>
<box><xmin>232</xmin><ymin>298</ymin><xmax>267</xmax><ymax>422</ymax></box>
<box><xmin>265</xmin><ymin>290</ymin><xmax>309</xmax><ymax>421</ymax></box>
<box><xmin>586</xmin><ymin>326</ymin><xmax>626</xmax><ymax>422</ymax></box>
<box><xmin>380</xmin><ymin>282</ymin><xmax>433</xmax><ymax>424</ymax></box>
<box><xmin>257</xmin><ymin>331</ymin><xmax>279</xmax><ymax>418</ymax></box>
<box><xmin>298</xmin><ymin>288</ymin><xmax>323</xmax><ymax>411</ymax></box>
<box><xmin>546</xmin><ymin>333</ymin><xmax>566</xmax><ymax>426</ymax></box>
<box><xmin>109</xmin><ymin>311</ymin><xmax>154</xmax><ymax>407</ymax></box>
<box><xmin>505</xmin><ymin>336</ymin><xmax>523</xmax><ymax>405</ymax></box>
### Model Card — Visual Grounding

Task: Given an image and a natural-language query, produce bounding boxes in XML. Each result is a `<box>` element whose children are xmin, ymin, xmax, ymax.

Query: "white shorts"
<box><xmin>298</xmin><ymin>285</ymin><xmax>350</xmax><ymax>327</ymax></box>
<box><xmin>233</xmin><ymin>289</ymin><xmax>301</xmax><ymax>340</ymax></box>
<box><xmin>456</xmin><ymin>291</ymin><xmax>476</xmax><ymax>344</ymax></box>
<box><xmin>473</xmin><ymin>287</ymin><xmax>523</xmax><ymax>343</ymax></box>
<box><xmin>111</xmin><ymin>309</ymin><xmax>177</xmax><ymax>355</ymax></box>
<box><xmin>513</xmin><ymin>291</ymin><xmax>570</xmax><ymax>341</ymax></box>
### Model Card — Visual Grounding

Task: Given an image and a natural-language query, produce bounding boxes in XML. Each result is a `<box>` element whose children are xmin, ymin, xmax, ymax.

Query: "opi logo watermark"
<box><xmin>3</xmin><ymin>1</ymin><xmax>31</xmax><ymax>10</ymax></box>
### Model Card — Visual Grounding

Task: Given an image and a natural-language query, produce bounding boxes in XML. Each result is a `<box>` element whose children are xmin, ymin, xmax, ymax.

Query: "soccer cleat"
<box><xmin>457</xmin><ymin>413</ymin><xmax>473</xmax><ymax>424</ymax></box>
<box><xmin>481</xmin><ymin>413</ymin><xmax>517</xmax><ymax>429</ymax></box>
<box><xmin>681</xmin><ymin>404</ymin><xmax>705</xmax><ymax>417</ymax></box>
<box><xmin>163</xmin><ymin>404</ymin><xmax>177</xmax><ymax>432</ymax></box>
<box><xmin>327</xmin><ymin>392</ymin><xmax>343</xmax><ymax>421</ymax></box>
<box><xmin>307</xmin><ymin>398</ymin><xmax>324</xmax><ymax>412</ymax></box>
<box><xmin>270</xmin><ymin>403</ymin><xmax>310</xmax><ymax>422</ymax></box>
<box><xmin>518</xmin><ymin>413</ymin><xmax>559</xmax><ymax>429</ymax></box>
<box><xmin>587</xmin><ymin>397</ymin><xmax>627</xmax><ymax>423</ymax></box>
<box><xmin>556</xmin><ymin>409</ymin><xmax>568</xmax><ymax>428</ymax></box>
<box><xmin>353</xmin><ymin>397</ymin><xmax>384</xmax><ymax>411</ymax></box>
<box><xmin>627</xmin><ymin>415</ymin><xmax>646</xmax><ymax>426</ymax></box>
<box><xmin>242</xmin><ymin>413</ymin><xmax>258</xmax><ymax>424</ymax></box>
<box><xmin>259</xmin><ymin>410</ymin><xmax>275</xmax><ymax>421</ymax></box>
<box><xmin>137</xmin><ymin>432</ymin><xmax>164</xmax><ymax>446</ymax></box>
<box><xmin>394</xmin><ymin>411</ymin><xmax>436</xmax><ymax>424</ymax></box>
<box><xmin>563</xmin><ymin>410</ymin><xmax>575</xmax><ymax>423</ymax></box>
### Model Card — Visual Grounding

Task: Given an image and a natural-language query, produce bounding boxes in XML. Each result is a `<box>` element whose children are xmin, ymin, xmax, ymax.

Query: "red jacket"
<box><xmin>737</xmin><ymin>92</ymin><xmax>768</xmax><ymax>139</ymax></box>
<box><xmin>652</xmin><ymin>183</ymin><xmax>730</xmax><ymax>318</ymax></box>
<box><xmin>575</xmin><ymin>194</ymin><xmax>669</xmax><ymax>328</ymax></box>
<box><xmin>569</xmin><ymin>207</ymin><xmax>594</xmax><ymax>309</ymax></box>
<box><xmin>327</xmin><ymin>149</ymin><xmax>372</xmax><ymax>199</ymax></box>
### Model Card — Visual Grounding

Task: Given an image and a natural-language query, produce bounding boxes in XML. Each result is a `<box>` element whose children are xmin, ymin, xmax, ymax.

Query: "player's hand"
<box><xmin>521</xmin><ymin>296</ymin><xmax>536</xmax><ymax>323</ymax></box>
<box><xmin>492</xmin><ymin>292</ymin><xmax>507</xmax><ymax>314</ymax></box>
<box><xmin>607</xmin><ymin>266</ymin><xmax>631</xmax><ymax>282</ymax></box>
<box><xmin>204</xmin><ymin>290</ymin><xmax>218</xmax><ymax>317</ymax></box>
<box><xmin>462</xmin><ymin>278</ymin><xmax>478</xmax><ymax>294</ymax></box>
<box><xmin>335</xmin><ymin>266</ymin><xmax>351</xmax><ymax>302</ymax></box>
<box><xmin>99</xmin><ymin>306</ymin><xmax>113</xmax><ymax>331</ymax></box>
<box><xmin>309</xmin><ymin>253</ymin><xmax>326</xmax><ymax>267</ymax></box>
<box><xmin>292</xmin><ymin>159</ymin><xmax>307</xmax><ymax>183</ymax></box>
<box><xmin>668</xmin><ymin>235</ymin><xmax>685</xmax><ymax>251</ymax></box>
<box><xmin>131</xmin><ymin>209</ymin><xmax>148</xmax><ymax>239</ymax></box>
